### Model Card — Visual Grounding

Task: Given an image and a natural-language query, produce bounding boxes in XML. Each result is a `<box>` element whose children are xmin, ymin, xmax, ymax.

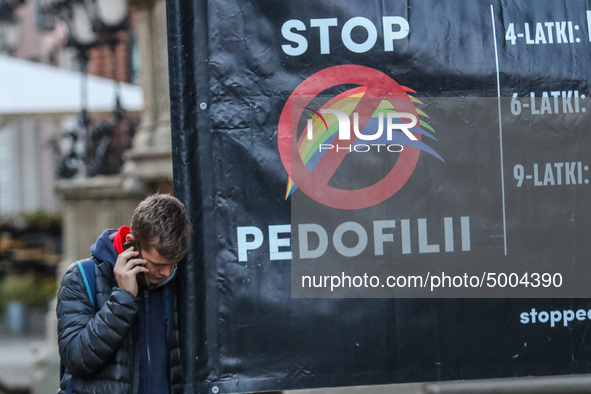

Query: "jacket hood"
<box><xmin>90</xmin><ymin>229</ymin><xmax>119</xmax><ymax>266</ymax></box>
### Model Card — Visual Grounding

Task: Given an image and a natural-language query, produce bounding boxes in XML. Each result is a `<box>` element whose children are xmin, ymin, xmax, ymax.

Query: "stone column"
<box><xmin>54</xmin><ymin>177</ymin><xmax>146</xmax><ymax>278</ymax></box>
<box><xmin>123</xmin><ymin>0</ymin><xmax>174</xmax><ymax>192</ymax></box>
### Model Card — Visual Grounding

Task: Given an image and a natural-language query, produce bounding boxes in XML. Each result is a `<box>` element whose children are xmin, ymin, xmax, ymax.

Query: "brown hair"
<box><xmin>130</xmin><ymin>194</ymin><xmax>193</xmax><ymax>261</ymax></box>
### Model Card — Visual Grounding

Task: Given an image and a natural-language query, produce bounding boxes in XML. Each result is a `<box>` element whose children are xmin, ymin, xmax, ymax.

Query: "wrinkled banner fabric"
<box><xmin>167</xmin><ymin>0</ymin><xmax>591</xmax><ymax>392</ymax></box>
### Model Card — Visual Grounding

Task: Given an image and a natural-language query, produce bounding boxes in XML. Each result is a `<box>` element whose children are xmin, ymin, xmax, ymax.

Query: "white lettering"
<box><xmin>281</xmin><ymin>16</ymin><xmax>410</xmax><ymax>56</ymax></box>
<box><xmin>237</xmin><ymin>217</ymin><xmax>472</xmax><ymax>262</ymax></box>
<box><xmin>298</xmin><ymin>224</ymin><xmax>329</xmax><ymax>259</ymax></box>
<box><xmin>269</xmin><ymin>225</ymin><xmax>292</xmax><ymax>260</ymax></box>
<box><xmin>237</xmin><ymin>226</ymin><xmax>264</xmax><ymax>262</ymax></box>
<box><xmin>310</xmin><ymin>18</ymin><xmax>338</xmax><ymax>54</ymax></box>
<box><xmin>382</xmin><ymin>16</ymin><xmax>409</xmax><ymax>51</ymax></box>
<box><xmin>341</xmin><ymin>17</ymin><xmax>378</xmax><ymax>53</ymax></box>
<box><xmin>281</xmin><ymin>19</ymin><xmax>308</xmax><ymax>56</ymax></box>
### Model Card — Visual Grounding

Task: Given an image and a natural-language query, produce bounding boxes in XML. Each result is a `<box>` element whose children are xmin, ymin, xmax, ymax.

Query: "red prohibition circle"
<box><xmin>278</xmin><ymin>65</ymin><xmax>421</xmax><ymax>210</ymax></box>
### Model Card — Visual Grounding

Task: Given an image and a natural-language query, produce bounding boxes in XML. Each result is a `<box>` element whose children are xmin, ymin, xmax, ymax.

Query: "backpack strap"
<box><xmin>76</xmin><ymin>259</ymin><xmax>96</xmax><ymax>307</ymax></box>
<box><xmin>62</xmin><ymin>258</ymin><xmax>97</xmax><ymax>393</ymax></box>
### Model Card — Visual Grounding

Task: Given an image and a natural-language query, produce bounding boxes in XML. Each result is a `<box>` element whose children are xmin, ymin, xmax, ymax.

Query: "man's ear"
<box><xmin>125</xmin><ymin>233</ymin><xmax>135</xmax><ymax>243</ymax></box>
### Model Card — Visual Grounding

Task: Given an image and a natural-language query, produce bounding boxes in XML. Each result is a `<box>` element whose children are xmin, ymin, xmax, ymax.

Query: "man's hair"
<box><xmin>130</xmin><ymin>194</ymin><xmax>193</xmax><ymax>261</ymax></box>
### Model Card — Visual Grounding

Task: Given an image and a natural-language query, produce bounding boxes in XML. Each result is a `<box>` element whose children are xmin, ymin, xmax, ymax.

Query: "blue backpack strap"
<box><xmin>62</xmin><ymin>259</ymin><xmax>97</xmax><ymax>393</ymax></box>
<box><xmin>65</xmin><ymin>375</ymin><xmax>77</xmax><ymax>394</ymax></box>
<box><xmin>76</xmin><ymin>258</ymin><xmax>96</xmax><ymax>307</ymax></box>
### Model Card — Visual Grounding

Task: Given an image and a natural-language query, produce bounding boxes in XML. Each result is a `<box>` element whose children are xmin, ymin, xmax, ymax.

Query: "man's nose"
<box><xmin>161</xmin><ymin>266</ymin><xmax>172</xmax><ymax>277</ymax></box>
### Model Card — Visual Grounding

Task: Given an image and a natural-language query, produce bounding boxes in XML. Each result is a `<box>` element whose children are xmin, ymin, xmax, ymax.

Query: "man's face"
<box><xmin>141</xmin><ymin>246</ymin><xmax>180</xmax><ymax>285</ymax></box>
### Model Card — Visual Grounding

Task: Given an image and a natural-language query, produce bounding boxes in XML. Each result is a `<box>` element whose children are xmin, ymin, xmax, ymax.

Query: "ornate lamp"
<box><xmin>91</xmin><ymin>0</ymin><xmax>128</xmax><ymax>33</ymax></box>
<box><xmin>83</xmin><ymin>0</ymin><xmax>132</xmax><ymax>177</ymax></box>
<box><xmin>36</xmin><ymin>0</ymin><xmax>132</xmax><ymax>178</ymax></box>
<box><xmin>66</xmin><ymin>0</ymin><xmax>98</xmax><ymax>47</ymax></box>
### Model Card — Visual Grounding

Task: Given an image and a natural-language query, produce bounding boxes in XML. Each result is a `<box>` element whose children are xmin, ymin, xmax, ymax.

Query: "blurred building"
<box><xmin>0</xmin><ymin>0</ymin><xmax>61</xmax><ymax>215</ymax></box>
<box><xmin>0</xmin><ymin>0</ymin><xmax>59</xmax><ymax>214</ymax></box>
<box><xmin>0</xmin><ymin>118</ymin><xmax>59</xmax><ymax>214</ymax></box>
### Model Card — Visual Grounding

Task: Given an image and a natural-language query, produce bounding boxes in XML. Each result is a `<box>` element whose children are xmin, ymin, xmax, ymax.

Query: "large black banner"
<box><xmin>167</xmin><ymin>0</ymin><xmax>591</xmax><ymax>392</ymax></box>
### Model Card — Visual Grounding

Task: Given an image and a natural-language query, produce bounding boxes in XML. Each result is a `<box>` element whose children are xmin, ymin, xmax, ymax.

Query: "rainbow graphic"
<box><xmin>285</xmin><ymin>86</ymin><xmax>442</xmax><ymax>199</ymax></box>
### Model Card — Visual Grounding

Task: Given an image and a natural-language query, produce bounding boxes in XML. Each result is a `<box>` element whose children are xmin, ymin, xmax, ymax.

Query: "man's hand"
<box><xmin>113</xmin><ymin>247</ymin><xmax>148</xmax><ymax>296</ymax></box>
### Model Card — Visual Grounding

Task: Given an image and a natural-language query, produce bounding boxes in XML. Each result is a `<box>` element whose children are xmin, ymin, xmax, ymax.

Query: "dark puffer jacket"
<box><xmin>57</xmin><ymin>229</ymin><xmax>182</xmax><ymax>393</ymax></box>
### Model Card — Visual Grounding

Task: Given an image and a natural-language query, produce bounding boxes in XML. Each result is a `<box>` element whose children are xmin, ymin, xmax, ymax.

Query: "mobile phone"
<box><xmin>122</xmin><ymin>241</ymin><xmax>150</xmax><ymax>290</ymax></box>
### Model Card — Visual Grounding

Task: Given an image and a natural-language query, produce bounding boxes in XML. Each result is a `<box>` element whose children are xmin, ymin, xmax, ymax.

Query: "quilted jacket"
<box><xmin>56</xmin><ymin>229</ymin><xmax>182</xmax><ymax>393</ymax></box>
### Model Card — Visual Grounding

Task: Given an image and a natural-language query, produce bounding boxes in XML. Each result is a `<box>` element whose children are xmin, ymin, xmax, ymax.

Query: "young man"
<box><xmin>57</xmin><ymin>193</ymin><xmax>193</xmax><ymax>393</ymax></box>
